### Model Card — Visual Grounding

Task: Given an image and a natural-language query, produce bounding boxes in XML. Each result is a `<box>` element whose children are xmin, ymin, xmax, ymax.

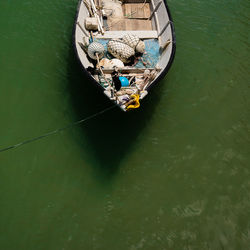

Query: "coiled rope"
<box><xmin>0</xmin><ymin>105</ymin><xmax>116</xmax><ymax>153</ymax></box>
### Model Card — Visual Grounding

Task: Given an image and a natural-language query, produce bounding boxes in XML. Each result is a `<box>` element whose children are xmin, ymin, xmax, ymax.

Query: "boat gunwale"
<box><xmin>72</xmin><ymin>0</ymin><xmax>105</xmax><ymax>94</ymax></box>
<box><xmin>145</xmin><ymin>1</ymin><xmax>176</xmax><ymax>91</ymax></box>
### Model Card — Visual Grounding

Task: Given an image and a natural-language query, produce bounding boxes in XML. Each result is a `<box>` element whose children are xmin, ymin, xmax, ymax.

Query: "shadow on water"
<box><xmin>67</xmin><ymin>47</ymin><xmax>165</xmax><ymax>181</ymax></box>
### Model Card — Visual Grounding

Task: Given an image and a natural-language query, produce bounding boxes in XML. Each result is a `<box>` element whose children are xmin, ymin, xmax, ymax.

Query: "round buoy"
<box><xmin>87</xmin><ymin>42</ymin><xmax>105</xmax><ymax>60</ymax></box>
<box><xmin>119</xmin><ymin>76</ymin><xmax>129</xmax><ymax>87</ymax></box>
<box><xmin>122</xmin><ymin>34</ymin><xmax>140</xmax><ymax>49</ymax></box>
<box><xmin>110</xmin><ymin>59</ymin><xmax>124</xmax><ymax>68</ymax></box>
<box><xmin>135</xmin><ymin>40</ymin><xmax>145</xmax><ymax>53</ymax></box>
<box><xmin>107</xmin><ymin>40</ymin><xmax>135</xmax><ymax>63</ymax></box>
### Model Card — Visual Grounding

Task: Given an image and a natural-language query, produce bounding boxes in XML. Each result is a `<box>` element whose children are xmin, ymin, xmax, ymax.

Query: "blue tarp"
<box><xmin>96</xmin><ymin>38</ymin><xmax>160</xmax><ymax>68</ymax></box>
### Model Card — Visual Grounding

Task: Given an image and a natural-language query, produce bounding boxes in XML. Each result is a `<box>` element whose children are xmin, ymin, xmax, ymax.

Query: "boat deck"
<box><xmin>107</xmin><ymin>2</ymin><xmax>153</xmax><ymax>31</ymax></box>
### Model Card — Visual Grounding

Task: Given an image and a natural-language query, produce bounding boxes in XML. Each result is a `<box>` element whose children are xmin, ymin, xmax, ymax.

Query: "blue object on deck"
<box><xmin>119</xmin><ymin>77</ymin><xmax>129</xmax><ymax>87</ymax></box>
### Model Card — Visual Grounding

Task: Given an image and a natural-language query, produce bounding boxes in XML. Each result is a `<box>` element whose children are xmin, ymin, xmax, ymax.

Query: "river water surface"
<box><xmin>0</xmin><ymin>0</ymin><xmax>249</xmax><ymax>249</ymax></box>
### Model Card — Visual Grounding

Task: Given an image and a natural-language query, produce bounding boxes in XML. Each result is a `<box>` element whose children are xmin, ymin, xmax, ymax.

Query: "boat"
<box><xmin>73</xmin><ymin>0</ymin><xmax>176</xmax><ymax>111</ymax></box>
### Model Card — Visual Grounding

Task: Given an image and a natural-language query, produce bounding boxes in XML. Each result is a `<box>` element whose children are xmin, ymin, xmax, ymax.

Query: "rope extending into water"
<box><xmin>0</xmin><ymin>105</ymin><xmax>116</xmax><ymax>153</ymax></box>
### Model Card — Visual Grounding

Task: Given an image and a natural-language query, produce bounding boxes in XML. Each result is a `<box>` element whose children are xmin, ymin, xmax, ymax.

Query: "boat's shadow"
<box><xmin>67</xmin><ymin>49</ymin><xmax>164</xmax><ymax>180</ymax></box>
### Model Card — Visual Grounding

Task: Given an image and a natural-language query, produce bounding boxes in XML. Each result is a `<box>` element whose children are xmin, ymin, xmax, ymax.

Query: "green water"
<box><xmin>0</xmin><ymin>0</ymin><xmax>249</xmax><ymax>249</ymax></box>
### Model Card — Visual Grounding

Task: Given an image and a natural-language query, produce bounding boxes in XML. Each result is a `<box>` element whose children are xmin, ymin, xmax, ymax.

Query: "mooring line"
<box><xmin>0</xmin><ymin>105</ymin><xmax>116</xmax><ymax>153</ymax></box>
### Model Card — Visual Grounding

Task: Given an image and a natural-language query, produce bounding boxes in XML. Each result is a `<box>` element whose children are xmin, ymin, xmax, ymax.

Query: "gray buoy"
<box><xmin>87</xmin><ymin>42</ymin><xmax>105</xmax><ymax>60</ymax></box>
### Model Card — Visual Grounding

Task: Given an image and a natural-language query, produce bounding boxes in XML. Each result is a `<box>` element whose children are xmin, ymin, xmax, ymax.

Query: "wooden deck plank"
<box><xmin>107</xmin><ymin>18</ymin><xmax>125</xmax><ymax>31</ymax></box>
<box><xmin>124</xmin><ymin>3</ymin><xmax>132</xmax><ymax>18</ymax></box>
<box><xmin>125</xmin><ymin>19</ymin><xmax>152</xmax><ymax>30</ymax></box>
<box><xmin>105</xmin><ymin>2</ymin><xmax>152</xmax><ymax>31</ymax></box>
<box><xmin>107</xmin><ymin>18</ymin><xmax>152</xmax><ymax>31</ymax></box>
<box><xmin>124</xmin><ymin>3</ymin><xmax>150</xmax><ymax>18</ymax></box>
<box><xmin>144</xmin><ymin>3</ymin><xmax>151</xmax><ymax>17</ymax></box>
